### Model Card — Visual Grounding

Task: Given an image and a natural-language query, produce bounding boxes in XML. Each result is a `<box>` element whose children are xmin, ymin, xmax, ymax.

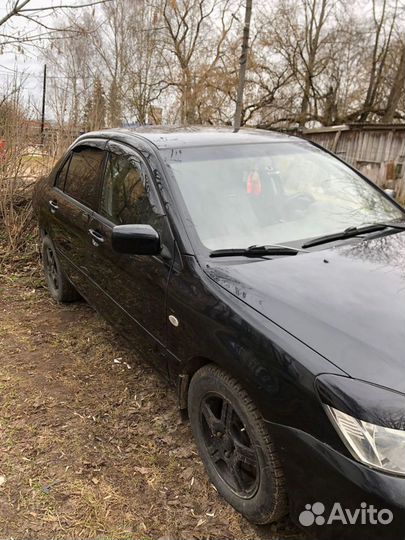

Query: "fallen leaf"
<box><xmin>134</xmin><ymin>466</ymin><xmax>150</xmax><ymax>475</ymax></box>
<box><xmin>180</xmin><ymin>467</ymin><xmax>193</xmax><ymax>481</ymax></box>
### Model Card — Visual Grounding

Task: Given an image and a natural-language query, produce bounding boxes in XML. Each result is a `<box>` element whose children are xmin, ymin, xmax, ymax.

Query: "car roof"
<box><xmin>78</xmin><ymin>126</ymin><xmax>302</xmax><ymax>150</ymax></box>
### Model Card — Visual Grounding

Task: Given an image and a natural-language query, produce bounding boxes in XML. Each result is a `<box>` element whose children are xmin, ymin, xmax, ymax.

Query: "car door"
<box><xmin>48</xmin><ymin>140</ymin><xmax>107</xmax><ymax>300</ymax></box>
<box><xmin>86</xmin><ymin>141</ymin><xmax>174</xmax><ymax>375</ymax></box>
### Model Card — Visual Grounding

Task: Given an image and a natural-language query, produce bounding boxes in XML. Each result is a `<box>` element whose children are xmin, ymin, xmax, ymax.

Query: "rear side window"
<box><xmin>64</xmin><ymin>147</ymin><xmax>105</xmax><ymax>210</ymax></box>
<box><xmin>55</xmin><ymin>155</ymin><xmax>71</xmax><ymax>189</ymax></box>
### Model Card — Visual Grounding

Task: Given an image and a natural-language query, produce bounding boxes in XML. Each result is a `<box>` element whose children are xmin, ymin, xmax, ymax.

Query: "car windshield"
<box><xmin>163</xmin><ymin>142</ymin><xmax>404</xmax><ymax>251</ymax></box>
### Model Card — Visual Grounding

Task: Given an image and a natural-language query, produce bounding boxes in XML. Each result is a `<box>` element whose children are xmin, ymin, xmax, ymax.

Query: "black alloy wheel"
<box><xmin>199</xmin><ymin>393</ymin><xmax>260</xmax><ymax>498</ymax></box>
<box><xmin>188</xmin><ymin>365</ymin><xmax>287</xmax><ymax>524</ymax></box>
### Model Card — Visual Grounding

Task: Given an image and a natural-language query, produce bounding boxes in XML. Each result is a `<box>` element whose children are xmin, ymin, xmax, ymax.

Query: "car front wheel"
<box><xmin>188</xmin><ymin>364</ymin><xmax>287</xmax><ymax>524</ymax></box>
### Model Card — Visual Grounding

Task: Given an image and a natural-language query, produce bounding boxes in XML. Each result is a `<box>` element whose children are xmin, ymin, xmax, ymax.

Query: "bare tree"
<box><xmin>252</xmin><ymin>0</ymin><xmax>336</xmax><ymax>128</ymax></box>
<box><xmin>121</xmin><ymin>0</ymin><xmax>167</xmax><ymax>124</ymax></box>
<box><xmin>37</xmin><ymin>0</ymin><xmax>405</xmax><ymax>129</ymax></box>
<box><xmin>161</xmin><ymin>0</ymin><xmax>237</xmax><ymax>124</ymax></box>
<box><xmin>298</xmin><ymin>0</ymin><xmax>333</xmax><ymax>126</ymax></box>
<box><xmin>358</xmin><ymin>0</ymin><xmax>399</xmax><ymax>122</ymax></box>
<box><xmin>43</xmin><ymin>12</ymin><xmax>98</xmax><ymax>129</ymax></box>
<box><xmin>0</xmin><ymin>0</ymin><xmax>111</xmax><ymax>48</ymax></box>
<box><xmin>382</xmin><ymin>41</ymin><xmax>404</xmax><ymax>122</ymax></box>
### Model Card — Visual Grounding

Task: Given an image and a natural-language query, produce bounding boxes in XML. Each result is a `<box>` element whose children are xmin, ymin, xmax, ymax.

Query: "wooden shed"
<box><xmin>296</xmin><ymin>124</ymin><xmax>405</xmax><ymax>198</ymax></box>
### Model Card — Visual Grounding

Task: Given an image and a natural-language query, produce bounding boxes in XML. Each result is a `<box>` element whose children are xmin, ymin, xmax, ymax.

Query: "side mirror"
<box><xmin>112</xmin><ymin>224</ymin><xmax>161</xmax><ymax>255</ymax></box>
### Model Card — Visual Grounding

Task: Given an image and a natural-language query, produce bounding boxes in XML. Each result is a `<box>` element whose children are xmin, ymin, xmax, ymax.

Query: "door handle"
<box><xmin>88</xmin><ymin>228</ymin><xmax>105</xmax><ymax>246</ymax></box>
<box><xmin>49</xmin><ymin>200</ymin><xmax>59</xmax><ymax>213</ymax></box>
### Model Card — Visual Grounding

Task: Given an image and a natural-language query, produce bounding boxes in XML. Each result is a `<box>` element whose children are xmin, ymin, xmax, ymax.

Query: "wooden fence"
<box><xmin>283</xmin><ymin>124</ymin><xmax>405</xmax><ymax>199</ymax></box>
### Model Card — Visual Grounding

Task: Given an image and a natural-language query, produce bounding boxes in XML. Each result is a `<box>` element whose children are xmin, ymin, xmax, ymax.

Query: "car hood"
<box><xmin>204</xmin><ymin>232</ymin><xmax>405</xmax><ymax>395</ymax></box>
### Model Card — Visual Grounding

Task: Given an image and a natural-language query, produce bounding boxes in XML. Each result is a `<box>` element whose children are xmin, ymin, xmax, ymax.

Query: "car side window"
<box><xmin>100</xmin><ymin>151</ymin><xmax>164</xmax><ymax>232</ymax></box>
<box><xmin>55</xmin><ymin>155</ymin><xmax>71</xmax><ymax>190</ymax></box>
<box><xmin>64</xmin><ymin>146</ymin><xmax>105</xmax><ymax>210</ymax></box>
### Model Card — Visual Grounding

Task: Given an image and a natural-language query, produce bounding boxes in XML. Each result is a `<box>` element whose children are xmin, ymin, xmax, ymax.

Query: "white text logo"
<box><xmin>298</xmin><ymin>502</ymin><xmax>393</xmax><ymax>526</ymax></box>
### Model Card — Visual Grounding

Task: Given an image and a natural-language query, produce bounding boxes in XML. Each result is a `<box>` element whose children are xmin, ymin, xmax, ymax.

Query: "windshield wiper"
<box><xmin>302</xmin><ymin>222</ymin><xmax>405</xmax><ymax>249</ymax></box>
<box><xmin>209</xmin><ymin>244</ymin><xmax>299</xmax><ymax>258</ymax></box>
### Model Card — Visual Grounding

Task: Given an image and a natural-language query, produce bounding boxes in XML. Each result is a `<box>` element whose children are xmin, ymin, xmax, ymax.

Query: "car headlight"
<box><xmin>326</xmin><ymin>406</ymin><xmax>405</xmax><ymax>476</ymax></box>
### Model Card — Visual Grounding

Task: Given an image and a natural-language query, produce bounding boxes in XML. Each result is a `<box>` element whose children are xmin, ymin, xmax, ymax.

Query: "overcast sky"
<box><xmin>0</xmin><ymin>0</ymin><xmax>87</xmax><ymax>114</ymax></box>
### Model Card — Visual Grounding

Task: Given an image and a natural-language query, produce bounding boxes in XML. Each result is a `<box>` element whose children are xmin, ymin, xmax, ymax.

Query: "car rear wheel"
<box><xmin>42</xmin><ymin>235</ymin><xmax>80</xmax><ymax>303</ymax></box>
<box><xmin>188</xmin><ymin>364</ymin><xmax>287</xmax><ymax>524</ymax></box>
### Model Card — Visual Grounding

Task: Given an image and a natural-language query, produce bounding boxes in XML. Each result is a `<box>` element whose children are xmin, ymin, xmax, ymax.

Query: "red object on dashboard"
<box><xmin>247</xmin><ymin>171</ymin><xmax>262</xmax><ymax>196</ymax></box>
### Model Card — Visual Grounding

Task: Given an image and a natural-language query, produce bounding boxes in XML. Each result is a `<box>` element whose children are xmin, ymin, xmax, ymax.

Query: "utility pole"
<box><xmin>233</xmin><ymin>0</ymin><xmax>252</xmax><ymax>132</ymax></box>
<box><xmin>40</xmin><ymin>64</ymin><xmax>47</xmax><ymax>144</ymax></box>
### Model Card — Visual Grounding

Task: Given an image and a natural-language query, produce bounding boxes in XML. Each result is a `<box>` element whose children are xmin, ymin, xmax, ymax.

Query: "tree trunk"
<box><xmin>299</xmin><ymin>0</ymin><xmax>328</xmax><ymax>127</ymax></box>
<box><xmin>382</xmin><ymin>44</ymin><xmax>405</xmax><ymax>123</ymax></box>
<box><xmin>233</xmin><ymin>0</ymin><xmax>253</xmax><ymax>132</ymax></box>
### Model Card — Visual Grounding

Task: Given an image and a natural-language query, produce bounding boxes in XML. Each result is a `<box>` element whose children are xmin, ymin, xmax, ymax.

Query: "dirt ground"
<box><xmin>0</xmin><ymin>259</ymin><xmax>303</xmax><ymax>539</ymax></box>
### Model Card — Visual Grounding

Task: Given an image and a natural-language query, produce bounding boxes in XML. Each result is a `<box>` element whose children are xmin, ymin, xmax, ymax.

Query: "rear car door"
<box><xmin>48</xmin><ymin>140</ymin><xmax>107</xmax><ymax>299</ymax></box>
<box><xmin>86</xmin><ymin>141</ymin><xmax>174</xmax><ymax>375</ymax></box>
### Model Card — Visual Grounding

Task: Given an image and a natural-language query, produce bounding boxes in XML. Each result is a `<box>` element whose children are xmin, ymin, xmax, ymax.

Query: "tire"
<box><xmin>188</xmin><ymin>364</ymin><xmax>287</xmax><ymax>524</ymax></box>
<box><xmin>42</xmin><ymin>235</ymin><xmax>80</xmax><ymax>303</ymax></box>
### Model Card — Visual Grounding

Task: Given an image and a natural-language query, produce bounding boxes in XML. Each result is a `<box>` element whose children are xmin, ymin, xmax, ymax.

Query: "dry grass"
<box><xmin>0</xmin><ymin>107</ymin><xmax>69</xmax><ymax>264</ymax></box>
<box><xmin>0</xmin><ymin>259</ymin><xmax>303</xmax><ymax>539</ymax></box>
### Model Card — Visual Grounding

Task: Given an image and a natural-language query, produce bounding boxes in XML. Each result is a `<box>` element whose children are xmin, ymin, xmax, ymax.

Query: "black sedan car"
<box><xmin>33</xmin><ymin>127</ymin><xmax>405</xmax><ymax>539</ymax></box>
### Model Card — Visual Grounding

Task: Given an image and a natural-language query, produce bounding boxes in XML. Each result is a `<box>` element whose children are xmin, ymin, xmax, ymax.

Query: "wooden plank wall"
<box><xmin>300</xmin><ymin>126</ymin><xmax>405</xmax><ymax>197</ymax></box>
